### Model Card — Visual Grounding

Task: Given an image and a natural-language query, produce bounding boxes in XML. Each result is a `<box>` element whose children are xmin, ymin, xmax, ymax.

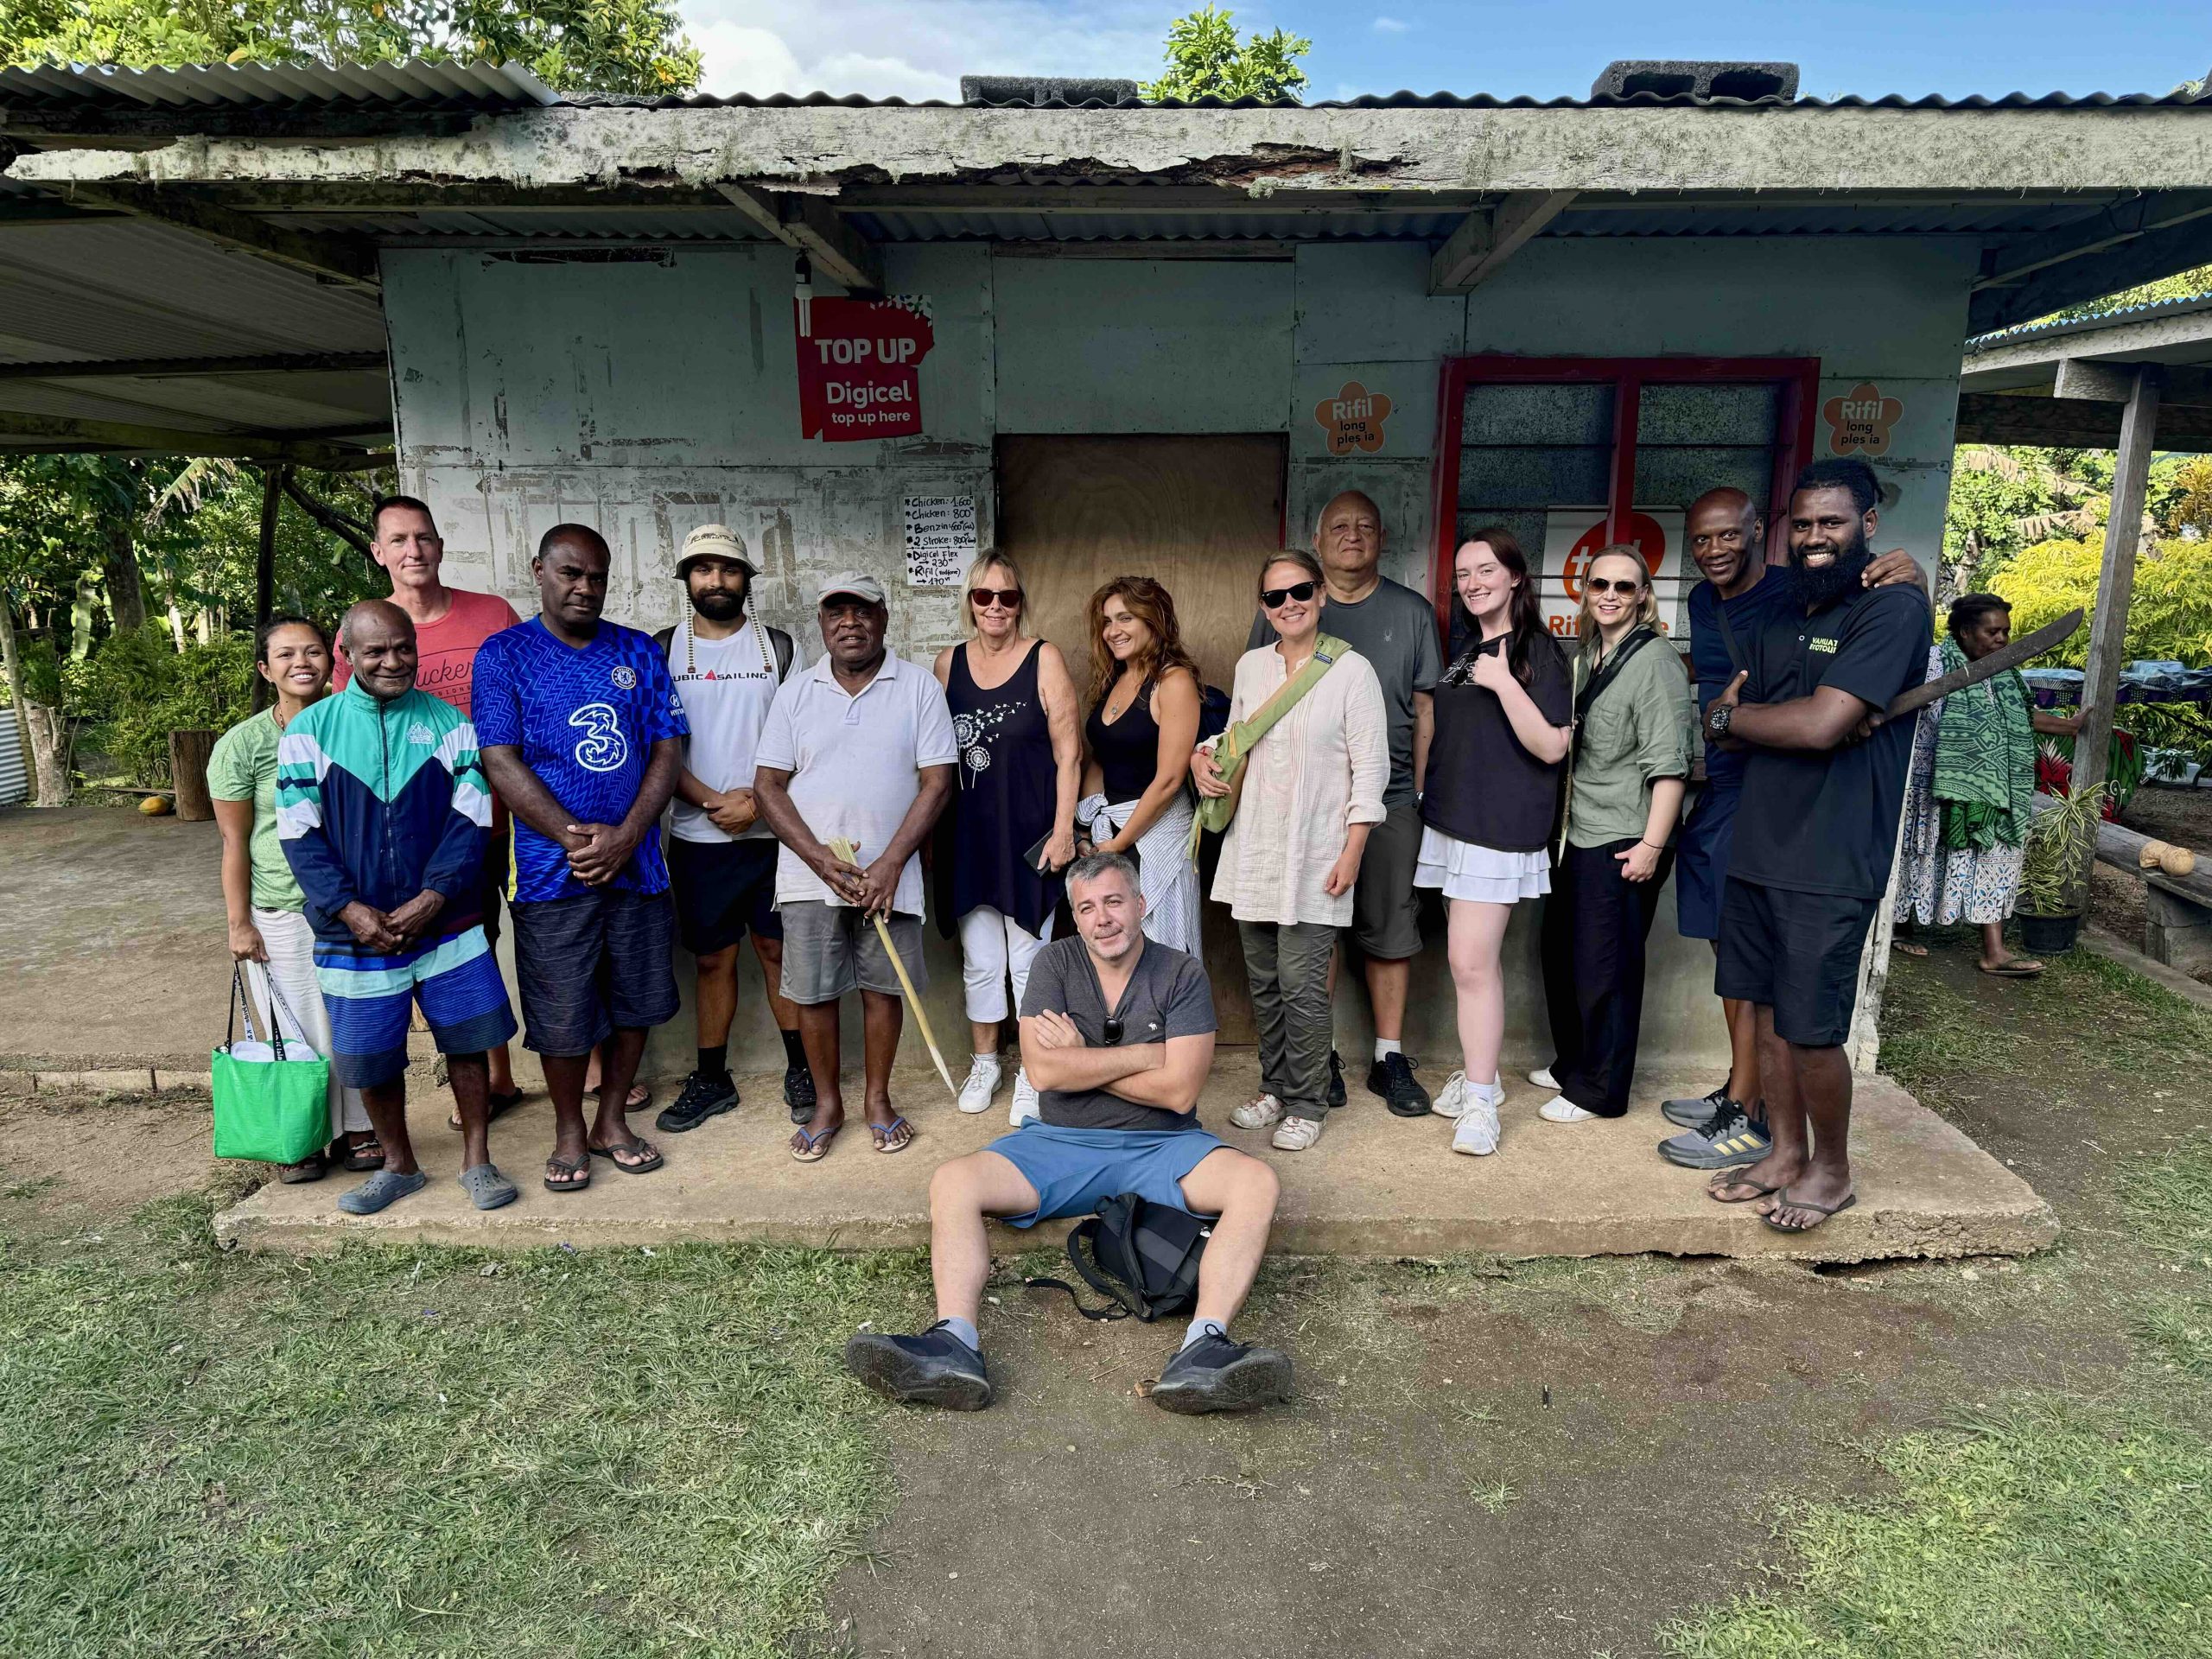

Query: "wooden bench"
<box><xmin>2044</xmin><ymin>798</ymin><xmax>2212</xmax><ymax>973</ymax></box>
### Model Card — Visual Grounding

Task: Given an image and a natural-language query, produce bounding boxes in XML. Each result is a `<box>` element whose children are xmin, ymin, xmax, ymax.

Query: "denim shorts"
<box><xmin>983</xmin><ymin>1121</ymin><xmax>1226</xmax><ymax>1228</ymax></box>
<box><xmin>510</xmin><ymin>887</ymin><xmax>680</xmax><ymax>1056</ymax></box>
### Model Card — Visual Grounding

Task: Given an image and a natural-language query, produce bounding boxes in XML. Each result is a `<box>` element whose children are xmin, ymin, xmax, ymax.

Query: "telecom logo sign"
<box><xmin>796</xmin><ymin>296</ymin><xmax>936</xmax><ymax>442</ymax></box>
<box><xmin>1538</xmin><ymin>507</ymin><xmax>1687</xmax><ymax>642</ymax></box>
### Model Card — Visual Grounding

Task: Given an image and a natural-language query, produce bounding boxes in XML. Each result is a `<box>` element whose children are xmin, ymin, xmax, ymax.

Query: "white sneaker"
<box><xmin>1272</xmin><ymin>1113</ymin><xmax>1324</xmax><ymax>1151</ymax></box>
<box><xmin>1008</xmin><ymin>1069</ymin><xmax>1039</xmax><ymax>1127</ymax></box>
<box><xmin>1528</xmin><ymin>1065</ymin><xmax>1558</xmax><ymax>1090</ymax></box>
<box><xmin>1452</xmin><ymin>1089</ymin><xmax>1502</xmax><ymax>1155</ymax></box>
<box><xmin>1432</xmin><ymin>1070</ymin><xmax>1469</xmax><ymax>1119</ymax></box>
<box><xmin>1230</xmin><ymin>1092</ymin><xmax>1285</xmax><ymax>1130</ymax></box>
<box><xmin>1537</xmin><ymin>1093</ymin><xmax>1597</xmax><ymax>1123</ymax></box>
<box><xmin>957</xmin><ymin>1056</ymin><xmax>1002</xmax><ymax>1115</ymax></box>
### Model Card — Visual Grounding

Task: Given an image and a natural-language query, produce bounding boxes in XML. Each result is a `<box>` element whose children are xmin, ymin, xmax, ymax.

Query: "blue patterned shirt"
<box><xmin>472</xmin><ymin>616</ymin><xmax>690</xmax><ymax>902</ymax></box>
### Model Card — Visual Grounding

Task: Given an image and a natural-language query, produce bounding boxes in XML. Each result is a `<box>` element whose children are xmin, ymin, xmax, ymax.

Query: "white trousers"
<box><xmin>957</xmin><ymin>906</ymin><xmax>1053</xmax><ymax>1025</ymax></box>
<box><xmin>245</xmin><ymin>906</ymin><xmax>371</xmax><ymax>1137</ymax></box>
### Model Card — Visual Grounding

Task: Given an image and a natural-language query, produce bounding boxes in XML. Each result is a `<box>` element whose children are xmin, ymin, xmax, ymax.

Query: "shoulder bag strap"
<box><xmin>1023</xmin><ymin>1218</ymin><xmax>1133</xmax><ymax>1321</ymax></box>
<box><xmin>770</xmin><ymin>626</ymin><xmax>794</xmax><ymax>683</ymax></box>
<box><xmin>1573</xmin><ymin>626</ymin><xmax>1659</xmax><ymax>736</ymax></box>
<box><xmin>1711</xmin><ymin>595</ymin><xmax>1746</xmax><ymax>674</ymax></box>
<box><xmin>1189</xmin><ymin>633</ymin><xmax>1351</xmax><ymax>851</ymax></box>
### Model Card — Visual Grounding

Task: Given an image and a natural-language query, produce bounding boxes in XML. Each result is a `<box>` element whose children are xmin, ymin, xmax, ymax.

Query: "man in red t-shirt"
<box><xmin>336</xmin><ymin>497</ymin><xmax>538</xmax><ymax>1113</ymax></box>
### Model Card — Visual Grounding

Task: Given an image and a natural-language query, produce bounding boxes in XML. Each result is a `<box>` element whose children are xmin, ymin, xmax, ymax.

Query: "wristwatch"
<box><xmin>1707</xmin><ymin>702</ymin><xmax>1734</xmax><ymax>740</ymax></box>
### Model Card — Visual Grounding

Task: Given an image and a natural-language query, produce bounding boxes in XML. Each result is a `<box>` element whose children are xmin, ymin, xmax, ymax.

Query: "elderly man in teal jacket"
<box><xmin>278</xmin><ymin>599</ymin><xmax>518</xmax><ymax>1215</ymax></box>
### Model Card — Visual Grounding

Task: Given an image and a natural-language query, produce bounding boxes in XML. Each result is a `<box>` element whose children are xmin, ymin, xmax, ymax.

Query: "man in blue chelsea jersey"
<box><xmin>474</xmin><ymin>524</ymin><xmax>689</xmax><ymax>1196</ymax></box>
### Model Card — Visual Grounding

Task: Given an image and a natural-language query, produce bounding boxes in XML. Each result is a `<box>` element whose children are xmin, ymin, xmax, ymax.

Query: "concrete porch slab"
<box><xmin>215</xmin><ymin>1053</ymin><xmax>2056</xmax><ymax>1263</ymax></box>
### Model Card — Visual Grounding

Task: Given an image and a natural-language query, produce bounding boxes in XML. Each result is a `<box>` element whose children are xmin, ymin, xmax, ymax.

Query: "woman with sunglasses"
<box><xmin>1077</xmin><ymin>575</ymin><xmax>1205</xmax><ymax>955</ymax></box>
<box><xmin>1418</xmin><ymin>530</ymin><xmax>1573</xmax><ymax>1156</ymax></box>
<box><xmin>1202</xmin><ymin>551</ymin><xmax>1387</xmax><ymax>1152</ymax></box>
<box><xmin>934</xmin><ymin>555</ymin><xmax>1082</xmax><ymax>1125</ymax></box>
<box><xmin>1535</xmin><ymin>545</ymin><xmax>1694</xmax><ymax>1127</ymax></box>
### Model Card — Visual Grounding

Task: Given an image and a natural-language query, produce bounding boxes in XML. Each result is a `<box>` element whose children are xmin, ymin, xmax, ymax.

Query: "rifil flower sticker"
<box><xmin>1313</xmin><ymin>380</ymin><xmax>1393</xmax><ymax>455</ymax></box>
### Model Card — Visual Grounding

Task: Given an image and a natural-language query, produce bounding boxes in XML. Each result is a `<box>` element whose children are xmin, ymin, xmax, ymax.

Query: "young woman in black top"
<box><xmin>1414</xmin><ymin>527</ymin><xmax>1573</xmax><ymax>1156</ymax></box>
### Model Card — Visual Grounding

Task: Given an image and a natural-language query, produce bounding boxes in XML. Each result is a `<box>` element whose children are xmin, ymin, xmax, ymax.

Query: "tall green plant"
<box><xmin>1145</xmin><ymin>5</ymin><xmax>1311</xmax><ymax>102</ymax></box>
<box><xmin>2019</xmin><ymin>783</ymin><xmax>2108</xmax><ymax>918</ymax></box>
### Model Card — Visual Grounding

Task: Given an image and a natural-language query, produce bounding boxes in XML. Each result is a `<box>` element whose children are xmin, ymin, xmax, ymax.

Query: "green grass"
<box><xmin>0</xmin><ymin>1189</ymin><xmax>924</xmax><ymax>1658</ymax></box>
<box><xmin>1662</xmin><ymin>1400</ymin><xmax>2212</xmax><ymax>1658</ymax></box>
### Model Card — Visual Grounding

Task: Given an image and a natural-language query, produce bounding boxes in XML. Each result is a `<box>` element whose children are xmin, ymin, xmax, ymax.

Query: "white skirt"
<box><xmin>1414</xmin><ymin>825</ymin><xmax>1551</xmax><ymax>905</ymax></box>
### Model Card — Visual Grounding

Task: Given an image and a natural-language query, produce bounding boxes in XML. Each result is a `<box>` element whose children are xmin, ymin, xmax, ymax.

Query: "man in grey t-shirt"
<box><xmin>844</xmin><ymin>854</ymin><xmax>1293</xmax><ymax>1415</ymax></box>
<box><xmin>1200</xmin><ymin>488</ymin><xmax>1443</xmax><ymax>1115</ymax></box>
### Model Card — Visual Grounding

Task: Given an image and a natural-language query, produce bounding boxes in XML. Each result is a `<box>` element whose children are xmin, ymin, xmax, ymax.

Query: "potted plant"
<box><xmin>2016</xmin><ymin>781</ymin><xmax>2108</xmax><ymax>956</ymax></box>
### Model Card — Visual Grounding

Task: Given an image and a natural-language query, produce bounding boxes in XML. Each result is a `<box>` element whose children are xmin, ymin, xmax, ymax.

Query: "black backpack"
<box><xmin>1025</xmin><ymin>1192</ymin><xmax>1211</xmax><ymax>1322</ymax></box>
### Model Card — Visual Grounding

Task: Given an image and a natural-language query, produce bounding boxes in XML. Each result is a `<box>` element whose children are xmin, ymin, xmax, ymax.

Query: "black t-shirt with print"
<box><xmin>1420</xmin><ymin>632</ymin><xmax>1573</xmax><ymax>855</ymax></box>
<box><xmin>1729</xmin><ymin>582</ymin><xmax>1932</xmax><ymax>899</ymax></box>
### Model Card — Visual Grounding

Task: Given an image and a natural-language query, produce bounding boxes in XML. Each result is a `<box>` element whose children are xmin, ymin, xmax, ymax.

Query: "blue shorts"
<box><xmin>983</xmin><ymin>1122</ymin><xmax>1226</xmax><ymax>1228</ymax></box>
<box><xmin>314</xmin><ymin>925</ymin><xmax>518</xmax><ymax>1089</ymax></box>
<box><xmin>1675</xmin><ymin>785</ymin><xmax>1740</xmax><ymax>942</ymax></box>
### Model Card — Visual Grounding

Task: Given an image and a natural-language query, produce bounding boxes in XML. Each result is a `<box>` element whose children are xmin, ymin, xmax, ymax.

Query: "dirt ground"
<box><xmin>9</xmin><ymin>949</ymin><xmax>2197</xmax><ymax>1658</ymax></box>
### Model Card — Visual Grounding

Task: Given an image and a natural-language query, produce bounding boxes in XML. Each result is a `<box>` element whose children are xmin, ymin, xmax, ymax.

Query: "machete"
<box><xmin>1885</xmin><ymin>607</ymin><xmax>2084</xmax><ymax>719</ymax></box>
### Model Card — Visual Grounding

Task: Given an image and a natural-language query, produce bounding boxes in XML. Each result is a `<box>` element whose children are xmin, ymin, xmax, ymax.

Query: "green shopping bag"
<box><xmin>212</xmin><ymin>964</ymin><xmax>332</xmax><ymax>1164</ymax></box>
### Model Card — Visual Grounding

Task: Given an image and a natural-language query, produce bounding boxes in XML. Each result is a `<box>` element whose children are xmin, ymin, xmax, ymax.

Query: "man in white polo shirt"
<box><xmin>753</xmin><ymin>572</ymin><xmax>957</xmax><ymax>1163</ymax></box>
<box><xmin>653</xmin><ymin>524</ymin><xmax>810</xmax><ymax>1135</ymax></box>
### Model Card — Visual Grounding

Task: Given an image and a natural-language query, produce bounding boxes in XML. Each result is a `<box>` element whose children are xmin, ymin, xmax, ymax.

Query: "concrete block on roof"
<box><xmin>1593</xmin><ymin>60</ymin><xmax>1799</xmax><ymax>102</ymax></box>
<box><xmin>960</xmin><ymin>76</ymin><xmax>1141</xmax><ymax>107</ymax></box>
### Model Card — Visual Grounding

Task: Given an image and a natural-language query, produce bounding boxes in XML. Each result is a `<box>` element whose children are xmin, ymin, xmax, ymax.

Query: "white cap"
<box><xmin>817</xmin><ymin>570</ymin><xmax>887</xmax><ymax>607</ymax></box>
<box><xmin>677</xmin><ymin>523</ymin><xmax>755</xmax><ymax>576</ymax></box>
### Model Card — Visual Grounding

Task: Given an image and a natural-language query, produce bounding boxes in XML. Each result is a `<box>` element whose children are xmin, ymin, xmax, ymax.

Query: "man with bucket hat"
<box><xmin>753</xmin><ymin>570</ymin><xmax>958</xmax><ymax>1162</ymax></box>
<box><xmin>653</xmin><ymin>523</ymin><xmax>812</xmax><ymax>1132</ymax></box>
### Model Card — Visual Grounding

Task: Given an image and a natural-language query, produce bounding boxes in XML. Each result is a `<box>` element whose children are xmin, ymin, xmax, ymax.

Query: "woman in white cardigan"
<box><xmin>1198</xmin><ymin>550</ymin><xmax>1388</xmax><ymax>1152</ymax></box>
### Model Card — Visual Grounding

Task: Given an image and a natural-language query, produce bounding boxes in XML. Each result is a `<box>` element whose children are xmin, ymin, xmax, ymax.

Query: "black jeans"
<box><xmin>1541</xmin><ymin>836</ymin><xmax>1674</xmax><ymax>1117</ymax></box>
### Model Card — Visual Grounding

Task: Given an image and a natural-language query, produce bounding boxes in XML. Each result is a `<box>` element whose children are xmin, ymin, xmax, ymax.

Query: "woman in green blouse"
<box><xmin>1537</xmin><ymin>547</ymin><xmax>1695</xmax><ymax>1124</ymax></box>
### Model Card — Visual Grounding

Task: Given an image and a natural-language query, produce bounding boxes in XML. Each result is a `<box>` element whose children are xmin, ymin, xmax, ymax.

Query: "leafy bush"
<box><xmin>67</xmin><ymin>627</ymin><xmax>255</xmax><ymax>785</ymax></box>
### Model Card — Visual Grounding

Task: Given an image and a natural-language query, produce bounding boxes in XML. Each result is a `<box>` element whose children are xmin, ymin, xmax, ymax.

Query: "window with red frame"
<box><xmin>1430</xmin><ymin>357</ymin><xmax>1819</xmax><ymax>650</ymax></box>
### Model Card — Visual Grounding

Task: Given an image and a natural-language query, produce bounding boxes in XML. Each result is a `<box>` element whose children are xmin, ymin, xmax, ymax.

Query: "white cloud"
<box><xmin>683</xmin><ymin>2</ymin><xmax>1166</xmax><ymax>100</ymax></box>
<box><xmin>1371</xmin><ymin>16</ymin><xmax>1409</xmax><ymax>32</ymax></box>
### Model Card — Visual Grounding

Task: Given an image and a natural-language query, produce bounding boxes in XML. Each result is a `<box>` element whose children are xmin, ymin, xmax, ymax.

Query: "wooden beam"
<box><xmin>0</xmin><ymin>351</ymin><xmax>386</xmax><ymax>381</ymax></box>
<box><xmin>1428</xmin><ymin>190</ymin><xmax>1577</xmax><ymax>294</ymax></box>
<box><xmin>56</xmin><ymin>186</ymin><xmax>379</xmax><ymax>289</ymax></box>
<box><xmin>2053</xmin><ymin>359</ymin><xmax>2212</xmax><ymax>407</ymax></box>
<box><xmin>0</xmin><ymin>411</ymin><xmax>381</xmax><ymax>466</ymax></box>
<box><xmin>713</xmin><ymin>182</ymin><xmax>880</xmax><ymax>293</ymax></box>
<box><xmin>1953</xmin><ymin>391</ymin><xmax>2212</xmax><ymax>450</ymax></box>
<box><xmin>2065</xmin><ymin>366</ymin><xmax>2162</xmax><ymax>906</ymax></box>
<box><xmin>1971</xmin><ymin>211</ymin><xmax>2212</xmax><ymax>334</ymax></box>
<box><xmin>250</xmin><ymin>463</ymin><xmax>284</xmax><ymax>713</ymax></box>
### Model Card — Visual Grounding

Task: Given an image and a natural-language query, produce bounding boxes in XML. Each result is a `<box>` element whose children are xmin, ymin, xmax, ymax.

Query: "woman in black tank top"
<box><xmin>1074</xmin><ymin>576</ymin><xmax>1205</xmax><ymax>953</ymax></box>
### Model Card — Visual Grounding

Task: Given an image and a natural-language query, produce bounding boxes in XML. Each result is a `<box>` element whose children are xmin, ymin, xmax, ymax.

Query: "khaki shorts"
<box><xmin>779</xmin><ymin>900</ymin><xmax>926</xmax><ymax>1004</ymax></box>
<box><xmin>1351</xmin><ymin>799</ymin><xmax>1424</xmax><ymax>960</ymax></box>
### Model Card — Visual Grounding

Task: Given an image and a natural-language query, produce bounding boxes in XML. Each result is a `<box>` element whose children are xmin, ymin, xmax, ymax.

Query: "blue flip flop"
<box><xmin>791</xmin><ymin>1122</ymin><xmax>841</xmax><ymax>1163</ymax></box>
<box><xmin>870</xmin><ymin>1116</ymin><xmax>915</xmax><ymax>1154</ymax></box>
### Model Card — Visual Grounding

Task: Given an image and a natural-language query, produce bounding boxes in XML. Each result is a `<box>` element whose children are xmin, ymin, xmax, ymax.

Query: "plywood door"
<box><xmin>996</xmin><ymin>434</ymin><xmax>1287</xmax><ymax>1043</ymax></box>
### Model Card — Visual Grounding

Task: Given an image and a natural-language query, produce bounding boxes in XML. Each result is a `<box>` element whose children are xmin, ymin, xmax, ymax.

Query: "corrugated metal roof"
<box><xmin>1966</xmin><ymin>289</ymin><xmax>2212</xmax><ymax>349</ymax></box>
<box><xmin>0</xmin><ymin>57</ymin><xmax>556</xmax><ymax>111</ymax></box>
<box><xmin>847</xmin><ymin>207</ymin><xmax>1465</xmax><ymax>243</ymax></box>
<box><xmin>3</xmin><ymin>59</ymin><xmax>2206</xmax><ymax>115</ymax></box>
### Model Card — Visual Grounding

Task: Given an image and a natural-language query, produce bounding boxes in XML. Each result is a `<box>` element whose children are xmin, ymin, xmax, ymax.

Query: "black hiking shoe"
<box><xmin>1658</xmin><ymin>1100</ymin><xmax>1773</xmax><ymax>1170</ymax></box>
<box><xmin>1152</xmin><ymin>1332</ymin><xmax>1294</xmax><ymax>1414</ymax></box>
<box><xmin>1662</xmin><ymin>1084</ymin><xmax>1735</xmax><ymax>1129</ymax></box>
<box><xmin>845</xmin><ymin>1321</ymin><xmax>994</xmax><ymax>1410</ymax></box>
<box><xmin>656</xmin><ymin>1071</ymin><xmax>737</xmax><ymax>1134</ymax></box>
<box><xmin>1366</xmin><ymin>1052</ymin><xmax>1432</xmax><ymax>1116</ymax></box>
<box><xmin>1325</xmin><ymin>1048</ymin><xmax>1347</xmax><ymax>1109</ymax></box>
<box><xmin>785</xmin><ymin>1057</ymin><xmax>817</xmax><ymax>1123</ymax></box>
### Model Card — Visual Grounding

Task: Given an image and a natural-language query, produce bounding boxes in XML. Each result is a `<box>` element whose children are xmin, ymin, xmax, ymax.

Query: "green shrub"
<box><xmin>67</xmin><ymin>627</ymin><xmax>255</xmax><ymax>785</ymax></box>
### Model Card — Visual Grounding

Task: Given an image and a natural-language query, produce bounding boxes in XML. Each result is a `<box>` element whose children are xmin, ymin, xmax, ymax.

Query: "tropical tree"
<box><xmin>2</xmin><ymin>0</ymin><xmax>701</xmax><ymax>95</ymax></box>
<box><xmin>1144</xmin><ymin>4</ymin><xmax>1310</xmax><ymax>103</ymax></box>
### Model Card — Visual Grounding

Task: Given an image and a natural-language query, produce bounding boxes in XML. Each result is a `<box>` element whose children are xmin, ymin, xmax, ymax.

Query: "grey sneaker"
<box><xmin>1658</xmin><ymin>1100</ymin><xmax>1773</xmax><ymax>1169</ymax></box>
<box><xmin>1662</xmin><ymin>1084</ymin><xmax>1734</xmax><ymax>1129</ymax></box>
<box><xmin>1152</xmin><ymin>1332</ymin><xmax>1293</xmax><ymax>1414</ymax></box>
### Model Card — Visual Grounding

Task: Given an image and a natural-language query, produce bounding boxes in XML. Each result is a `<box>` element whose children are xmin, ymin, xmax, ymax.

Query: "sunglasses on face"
<box><xmin>969</xmin><ymin>587</ymin><xmax>1022</xmax><ymax>609</ymax></box>
<box><xmin>1587</xmin><ymin>577</ymin><xmax>1646</xmax><ymax>596</ymax></box>
<box><xmin>1260</xmin><ymin>581</ymin><xmax>1319</xmax><ymax>607</ymax></box>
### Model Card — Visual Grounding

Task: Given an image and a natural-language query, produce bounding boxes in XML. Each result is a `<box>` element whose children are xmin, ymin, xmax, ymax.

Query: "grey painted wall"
<box><xmin>383</xmin><ymin>235</ymin><xmax>1974</xmax><ymax>1088</ymax></box>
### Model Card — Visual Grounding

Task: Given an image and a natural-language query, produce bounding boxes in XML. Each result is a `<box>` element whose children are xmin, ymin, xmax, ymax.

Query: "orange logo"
<box><xmin>1313</xmin><ymin>379</ymin><xmax>1393</xmax><ymax>455</ymax></box>
<box><xmin>1822</xmin><ymin>381</ymin><xmax>1903</xmax><ymax>456</ymax></box>
<box><xmin>1560</xmin><ymin>512</ymin><xmax>1666</xmax><ymax>601</ymax></box>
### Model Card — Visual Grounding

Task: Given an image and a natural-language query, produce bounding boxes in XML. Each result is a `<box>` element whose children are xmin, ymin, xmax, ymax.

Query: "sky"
<box><xmin>681</xmin><ymin>1</ymin><xmax>2212</xmax><ymax>104</ymax></box>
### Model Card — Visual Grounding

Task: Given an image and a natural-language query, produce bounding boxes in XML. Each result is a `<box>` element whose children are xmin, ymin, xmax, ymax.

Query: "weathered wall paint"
<box><xmin>384</xmin><ymin>232</ymin><xmax>1974</xmax><ymax>1079</ymax></box>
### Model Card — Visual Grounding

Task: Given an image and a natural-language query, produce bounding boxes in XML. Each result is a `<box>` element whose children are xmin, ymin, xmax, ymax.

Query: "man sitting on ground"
<box><xmin>845</xmin><ymin>852</ymin><xmax>1293</xmax><ymax>1414</ymax></box>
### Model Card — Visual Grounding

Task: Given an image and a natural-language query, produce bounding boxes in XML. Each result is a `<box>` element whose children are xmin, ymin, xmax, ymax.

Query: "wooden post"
<box><xmin>250</xmin><ymin>462</ymin><xmax>285</xmax><ymax>713</ymax></box>
<box><xmin>2065</xmin><ymin>365</ymin><xmax>2161</xmax><ymax>903</ymax></box>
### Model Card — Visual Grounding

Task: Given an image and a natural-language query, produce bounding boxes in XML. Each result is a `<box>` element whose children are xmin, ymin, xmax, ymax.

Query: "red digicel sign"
<box><xmin>795</xmin><ymin>296</ymin><xmax>935</xmax><ymax>441</ymax></box>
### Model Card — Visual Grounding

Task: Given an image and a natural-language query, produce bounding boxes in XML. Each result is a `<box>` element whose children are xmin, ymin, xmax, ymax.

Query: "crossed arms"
<box><xmin>1019</xmin><ymin>1011</ymin><xmax>1216</xmax><ymax>1115</ymax></box>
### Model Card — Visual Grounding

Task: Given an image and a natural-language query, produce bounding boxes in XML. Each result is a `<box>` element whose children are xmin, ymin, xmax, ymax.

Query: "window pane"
<box><xmin>1637</xmin><ymin>382</ymin><xmax>1780</xmax><ymax>448</ymax></box>
<box><xmin>1461</xmin><ymin>382</ymin><xmax>1615</xmax><ymax>448</ymax></box>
